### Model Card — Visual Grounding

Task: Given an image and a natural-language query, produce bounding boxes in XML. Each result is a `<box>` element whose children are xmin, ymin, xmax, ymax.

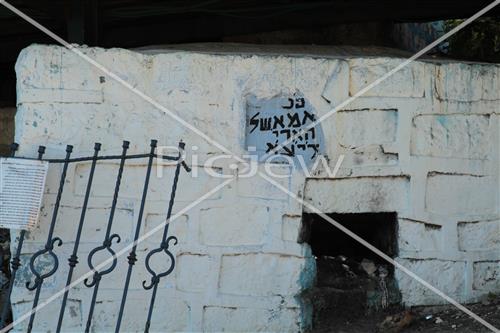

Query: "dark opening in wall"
<box><xmin>303</xmin><ymin>212</ymin><xmax>398</xmax><ymax>268</ymax></box>
<box><xmin>301</xmin><ymin>212</ymin><xmax>401</xmax><ymax>330</ymax></box>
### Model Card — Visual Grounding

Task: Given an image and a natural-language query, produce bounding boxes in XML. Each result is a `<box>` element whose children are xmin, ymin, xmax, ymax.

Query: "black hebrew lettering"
<box><xmin>295</xmin><ymin>97</ymin><xmax>305</xmax><ymax>108</ymax></box>
<box><xmin>282</xmin><ymin>98</ymin><xmax>294</xmax><ymax>109</ymax></box>
<box><xmin>249</xmin><ymin>112</ymin><xmax>260</xmax><ymax>133</ymax></box>
<box><xmin>260</xmin><ymin>117</ymin><xmax>272</xmax><ymax>131</ymax></box>
<box><xmin>280</xmin><ymin>129</ymin><xmax>291</xmax><ymax>139</ymax></box>
<box><xmin>272</xmin><ymin>115</ymin><xmax>285</xmax><ymax>129</ymax></box>
<box><xmin>287</xmin><ymin>113</ymin><xmax>302</xmax><ymax>127</ymax></box>
<box><xmin>282</xmin><ymin>145</ymin><xmax>295</xmax><ymax>157</ymax></box>
<box><xmin>265</xmin><ymin>141</ymin><xmax>278</xmax><ymax>154</ymax></box>
<box><xmin>302</xmin><ymin>111</ymin><xmax>315</xmax><ymax>124</ymax></box>
<box><xmin>247</xmin><ymin>93</ymin><xmax>322</xmax><ymax>161</ymax></box>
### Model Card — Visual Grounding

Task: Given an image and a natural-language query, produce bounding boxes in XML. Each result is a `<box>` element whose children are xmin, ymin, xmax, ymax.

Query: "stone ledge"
<box><xmin>199</xmin><ymin>205</ymin><xmax>270</xmax><ymax>246</ymax></box>
<box><xmin>218</xmin><ymin>253</ymin><xmax>310</xmax><ymax>296</ymax></box>
<box><xmin>458</xmin><ymin>219</ymin><xmax>500</xmax><ymax>252</ymax></box>
<box><xmin>425</xmin><ymin>172</ymin><xmax>496</xmax><ymax>216</ymax></box>
<box><xmin>398</xmin><ymin>218</ymin><xmax>442</xmax><ymax>252</ymax></box>
<box><xmin>411</xmin><ymin>114</ymin><xmax>491</xmax><ymax>160</ymax></box>
<box><xmin>473</xmin><ymin>261</ymin><xmax>500</xmax><ymax>292</ymax></box>
<box><xmin>395</xmin><ymin>258</ymin><xmax>466</xmax><ymax>306</ymax></box>
<box><xmin>304</xmin><ymin>175</ymin><xmax>410</xmax><ymax>213</ymax></box>
<box><xmin>202</xmin><ymin>306</ymin><xmax>300</xmax><ymax>332</ymax></box>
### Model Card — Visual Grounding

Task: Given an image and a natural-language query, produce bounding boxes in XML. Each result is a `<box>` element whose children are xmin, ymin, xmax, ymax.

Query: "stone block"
<box><xmin>27</xmin><ymin>205</ymin><xmax>135</xmax><ymax>245</ymax></box>
<box><xmin>90</xmin><ymin>292</ymin><xmax>190</xmax><ymax>332</ymax></box>
<box><xmin>282</xmin><ymin>215</ymin><xmax>302</xmax><ymax>242</ymax></box>
<box><xmin>202</xmin><ymin>306</ymin><xmax>300</xmax><ymax>332</ymax></box>
<box><xmin>176</xmin><ymin>253</ymin><xmax>211</xmax><ymax>292</ymax></box>
<box><xmin>219</xmin><ymin>253</ymin><xmax>306</xmax><ymax>296</ymax></box>
<box><xmin>349</xmin><ymin>59</ymin><xmax>425</xmax><ymax>97</ymax></box>
<box><xmin>345</xmin><ymin>145</ymin><xmax>398</xmax><ymax>167</ymax></box>
<box><xmin>335</xmin><ymin>109</ymin><xmax>398</xmax><ymax>148</ymax></box>
<box><xmin>199</xmin><ymin>205</ymin><xmax>269</xmax><ymax>246</ymax></box>
<box><xmin>304</xmin><ymin>176</ymin><xmax>410</xmax><ymax>213</ymax></box>
<box><xmin>143</xmin><ymin>213</ymin><xmax>189</xmax><ymax>246</ymax></box>
<box><xmin>435</xmin><ymin>63</ymin><xmax>500</xmax><ymax>102</ymax></box>
<box><xmin>473</xmin><ymin>261</ymin><xmax>500</xmax><ymax>291</ymax></box>
<box><xmin>398</xmin><ymin>218</ymin><xmax>441</xmax><ymax>252</ymax></box>
<box><xmin>74</xmin><ymin>162</ymin><xmax>223</xmax><ymax>201</ymax></box>
<box><xmin>395</xmin><ymin>259</ymin><xmax>466</xmax><ymax>305</ymax></box>
<box><xmin>321</xmin><ymin>60</ymin><xmax>349</xmax><ymax>105</ymax></box>
<box><xmin>236</xmin><ymin>165</ymin><xmax>291</xmax><ymax>201</ymax></box>
<box><xmin>458</xmin><ymin>220</ymin><xmax>500</xmax><ymax>251</ymax></box>
<box><xmin>411</xmin><ymin>114</ymin><xmax>491</xmax><ymax>159</ymax></box>
<box><xmin>11</xmin><ymin>298</ymin><xmax>82</xmax><ymax>332</ymax></box>
<box><xmin>425</xmin><ymin>173</ymin><xmax>496</xmax><ymax>216</ymax></box>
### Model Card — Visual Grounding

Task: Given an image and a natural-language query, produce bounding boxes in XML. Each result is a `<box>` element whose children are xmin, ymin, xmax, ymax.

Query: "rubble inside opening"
<box><xmin>301</xmin><ymin>212</ymin><xmax>402</xmax><ymax>330</ymax></box>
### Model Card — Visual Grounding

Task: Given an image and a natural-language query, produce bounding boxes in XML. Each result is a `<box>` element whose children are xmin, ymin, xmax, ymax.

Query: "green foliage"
<box><xmin>445</xmin><ymin>17</ymin><xmax>500</xmax><ymax>63</ymax></box>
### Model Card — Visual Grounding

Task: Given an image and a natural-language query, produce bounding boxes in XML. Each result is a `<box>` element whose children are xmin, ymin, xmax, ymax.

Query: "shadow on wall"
<box><xmin>0</xmin><ymin>107</ymin><xmax>16</xmax><ymax>324</ymax></box>
<box><xmin>0</xmin><ymin>108</ymin><xmax>16</xmax><ymax>156</ymax></box>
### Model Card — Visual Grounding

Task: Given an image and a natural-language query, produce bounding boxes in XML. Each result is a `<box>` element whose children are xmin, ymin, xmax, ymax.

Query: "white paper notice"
<box><xmin>0</xmin><ymin>158</ymin><xmax>49</xmax><ymax>230</ymax></box>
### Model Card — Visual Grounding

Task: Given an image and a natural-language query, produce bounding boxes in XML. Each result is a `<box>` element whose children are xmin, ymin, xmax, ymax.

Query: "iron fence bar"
<box><xmin>142</xmin><ymin>141</ymin><xmax>184</xmax><ymax>333</ymax></box>
<box><xmin>0</xmin><ymin>140</ymin><xmax>187</xmax><ymax>332</ymax></box>
<box><xmin>12</xmin><ymin>153</ymin><xmax>180</xmax><ymax>163</ymax></box>
<box><xmin>0</xmin><ymin>143</ymin><xmax>23</xmax><ymax>327</ymax></box>
<box><xmin>84</xmin><ymin>141</ymin><xmax>129</xmax><ymax>333</ymax></box>
<box><xmin>26</xmin><ymin>145</ymin><xmax>73</xmax><ymax>333</ymax></box>
<box><xmin>114</xmin><ymin>140</ymin><xmax>157</xmax><ymax>333</ymax></box>
<box><xmin>55</xmin><ymin>143</ymin><xmax>101</xmax><ymax>333</ymax></box>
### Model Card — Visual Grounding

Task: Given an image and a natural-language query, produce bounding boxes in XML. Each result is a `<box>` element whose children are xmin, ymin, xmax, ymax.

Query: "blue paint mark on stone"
<box><xmin>437</xmin><ymin>115</ymin><xmax>447</xmax><ymax>127</ymax></box>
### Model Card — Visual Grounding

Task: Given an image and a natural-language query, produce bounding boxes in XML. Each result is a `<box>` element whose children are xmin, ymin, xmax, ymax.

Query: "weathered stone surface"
<box><xmin>28</xmin><ymin>205</ymin><xmax>135</xmax><ymax>244</ymax></box>
<box><xmin>425</xmin><ymin>173</ymin><xmax>496</xmax><ymax>216</ymax></box>
<box><xmin>304</xmin><ymin>176</ymin><xmax>410</xmax><ymax>213</ymax></box>
<box><xmin>219</xmin><ymin>253</ymin><xmax>308</xmax><ymax>296</ymax></box>
<box><xmin>345</xmin><ymin>145</ymin><xmax>398</xmax><ymax>167</ymax></box>
<box><xmin>200</xmin><ymin>206</ymin><xmax>269</xmax><ymax>246</ymax></box>
<box><xmin>176</xmin><ymin>253</ymin><xmax>211</xmax><ymax>292</ymax></box>
<box><xmin>473</xmin><ymin>261</ymin><xmax>500</xmax><ymax>291</ymax></box>
<box><xmin>89</xmin><ymin>292</ymin><xmax>190</xmax><ymax>332</ymax></box>
<box><xmin>12</xmin><ymin>298</ymin><xmax>82</xmax><ymax>332</ymax></box>
<box><xmin>236</xmin><ymin>165</ymin><xmax>291</xmax><ymax>201</ymax></box>
<box><xmin>74</xmin><ymin>162</ymin><xmax>223</xmax><ymax>201</ymax></box>
<box><xmin>143</xmin><ymin>213</ymin><xmax>188</xmax><ymax>246</ymax></box>
<box><xmin>282</xmin><ymin>214</ymin><xmax>302</xmax><ymax>242</ymax></box>
<box><xmin>435</xmin><ymin>63</ymin><xmax>500</xmax><ymax>102</ymax></box>
<box><xmin>335</xmin><ymin>109</ymin><xmax>398</xmax><ymax>148</ymax></box>
<box><xmin>349</xmin><ymin>59</ymin><xmax>425</xmax><ymax>97</ymax></box>
<box><xmin>398</xmin><ymin>218</ymin><xmax>441</xmax><ymax>252</ymax></box>
<box><xmin>395</xmin><ymin>259</ymin><xmax>466</xmax><ymax>305</ymax></box>
<box><xmin>321</xmin><ymin>60</ymin><xmax>349</xmax><ymax>105</ymax></box>
<box><xmin>458</xmin><ymin>220</ymin><xmax>500</xmax><ymax>251</ymax></box>
<box><xmin>202</xmin><ymin>306</ymin><xmax>299</xmax><ymax>332</ymax></box>
<box><xmin>411</xmin><ymin>114</ymin><xmax>491</xmax><ymax>159</ymax></box>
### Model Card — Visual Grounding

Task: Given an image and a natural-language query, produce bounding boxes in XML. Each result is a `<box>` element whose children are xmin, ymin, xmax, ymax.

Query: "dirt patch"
<box><xmin>311</xmin><ymin>294</ymin><xmax>500</xmax><ymax>332</ymax></box>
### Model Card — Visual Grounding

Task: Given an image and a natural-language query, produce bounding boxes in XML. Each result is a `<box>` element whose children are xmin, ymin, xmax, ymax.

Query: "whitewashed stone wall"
<box><xmin>11</xmin><ymin>44</ymin><xmax>500</xmax><ymax>332</ymax></box>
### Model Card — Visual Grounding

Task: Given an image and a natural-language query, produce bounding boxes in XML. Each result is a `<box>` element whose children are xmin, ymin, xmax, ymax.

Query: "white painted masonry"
<box><xmin>11</xmin><ymin>44</ymin><xmax>500</xmax><ymax>332</ymax></box>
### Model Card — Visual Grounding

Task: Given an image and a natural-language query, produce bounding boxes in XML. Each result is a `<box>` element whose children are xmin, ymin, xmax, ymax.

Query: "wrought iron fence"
<box><xmin>0</xmin><ymin>139</ymin><xmax>190</xmax><ymax>333</ymax></box>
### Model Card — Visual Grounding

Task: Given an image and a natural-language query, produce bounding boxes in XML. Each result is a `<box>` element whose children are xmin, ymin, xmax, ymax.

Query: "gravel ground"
<box><xmin>313</xmin><ymin>294</ymin><xmax>500</xmax><ymax>333</ymax></box>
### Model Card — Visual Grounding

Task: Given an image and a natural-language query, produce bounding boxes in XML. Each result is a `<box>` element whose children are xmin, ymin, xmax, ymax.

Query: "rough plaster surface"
<box><xmin>11</xmin><ymin>44</ymin><xmax>500</xmax><ymax>332</ymax></box>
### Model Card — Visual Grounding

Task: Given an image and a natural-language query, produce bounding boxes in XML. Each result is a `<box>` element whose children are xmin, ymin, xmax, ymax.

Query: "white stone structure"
<box><xmin>11</xmin><ymin>44</ymin><xmax>500</xmax><ymax>332</ymax></box>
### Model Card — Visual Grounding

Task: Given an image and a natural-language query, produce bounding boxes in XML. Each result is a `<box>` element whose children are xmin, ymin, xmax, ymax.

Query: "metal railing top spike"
<box><xmin>0</xmin><ymin>139</ymin><xmax>189</xmax><ymax>333</ymax></box>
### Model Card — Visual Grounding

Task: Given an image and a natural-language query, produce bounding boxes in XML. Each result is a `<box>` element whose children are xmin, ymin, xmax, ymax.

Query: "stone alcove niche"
<box><xmin>300</xmin><ymin>212</ymin><xmax>402</xmax><ymax>328</ymax></box>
